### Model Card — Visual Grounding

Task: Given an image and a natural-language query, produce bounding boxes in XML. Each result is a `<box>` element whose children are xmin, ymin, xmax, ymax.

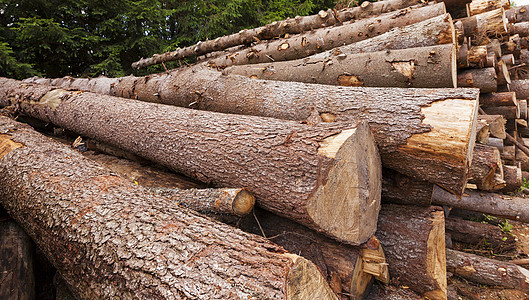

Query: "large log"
<box><xmin>23</xmin><ymin>71</ymin><xmax>480</xmax><ymax>194</ymax></box>
<box><xmin>456</xmin><ymin>8</ymin><xmax>508</xmax><ymax>45</ymax></box>
<box><xmin>0</xmin><ymin>78</ymin><xmax>382</xmax><ymax>245</ymax></box>
<box><xmin>238</xmin><ymin>208</ymin><xmax>389</xmax><ymax>299</ymax></box>
<box><xmin>0</xmin><ymin>219</ymin><xmax>35</xmax><ymax>300</ymax></box>
<box><xmin>376</xmin><ymin>204</ymin><xmax>447</xmax><ymax>300</ymax></box>
<box><xmin>0</xmin><ymin>115</ymin><xmax>338</xmax><ymax>299</ymax></box>
<box><xmin>130</xmin><ymin>0</ymin><xmax>432</xmax><ymax>69</ymax></box>
<box><xmin>207</xmin><ymin>4</ymin><xmax>448</xmax><ymax>67</ymax></box>
<box><xmin>446</xmin><ymin>249</ymin><xmax>529</xmax><ymax>292</ymax></box>
<box><xmin>222</xmin><ymin>44</ymin><xmax>458</xmax><ymax>88</ymax></box>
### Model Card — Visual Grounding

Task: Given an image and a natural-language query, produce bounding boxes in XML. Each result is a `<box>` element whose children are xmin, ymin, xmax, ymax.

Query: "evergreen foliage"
<box><xmin>0</xmin><ymin>0</ymin><xmax>342</xmax><ymax>79</ymax></box>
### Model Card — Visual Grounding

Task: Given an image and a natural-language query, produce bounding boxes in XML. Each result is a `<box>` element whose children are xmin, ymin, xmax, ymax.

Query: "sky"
<box><xmin>514</xmin><ymin>0</ymin><xmax>529</xmax><ymax>6</ymax></box>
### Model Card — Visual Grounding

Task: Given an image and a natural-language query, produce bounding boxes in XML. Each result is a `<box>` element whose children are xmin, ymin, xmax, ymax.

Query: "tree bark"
<box><xmin>381</xmin><ymin>168</ymin><xmax>434</xmax><ymax>206</ymax></box>
<box><xmin>506</xmin><ymin>5</ymin><xmax>529</xmax><ymax>22</ymax></box>
<box><xmin>376</xmin><ymin>204</ymin><xmax>447</xmax><ymax>300</ymax></box>
<box><xmin>207</xmin><ymin>4</ymin><xmax>448</xmax><ymax>67</ymax></box>
<box><xmin>0</xmin><ymin>115</ymin><xmax>338</xmax><ymax>299</ymax></box>
<box><xmin>511</xmin><ymin>79</ymin><xmax>529</xmax><ymax>100</ymax></box>
<box><xmin>0</xmin><ymin>78</ymin><xmax>382</xmax><ymax>245</ymax></box>
<box><xmin>487</xmin><ymin>38</ymin><xmax>502</xmax><ymax>58</ymax></box>
<box><xmin>478</xmin><ymin>114</ymin><xmax>506</xmax><ymax>139</ymax></box>
<box><xmin>456</xmin><ymin>8</ymin><xmax>508</xmax><ymax>45</ymax></box>
<box><xmin>23</xmin><ymin>71</ymin><xmax>480</xmax><ymax>195</ymax></box>
<box><xmin>501</xmin><ymin>165</ymin><xmax>523</xmax><ymax>193</ymax></box>
<box><xmin>237</xmin><ymin>208</ymin><xmax>389</xmax><ymax>299</ymax></box>
<box><xmin>510</xmin><ymin>22</ymin><xmax>529</xmax><ymax>37</ymax></box>
<box><xmin>458</xmin><ymin>67</ymin><xmax>497</xmax><ymax>93</ymax></box>
<box><xmin>482</xmin><ymin>105</ymin><xmax>520</xmax><ymax>119</ymax></box>
<box><xmin>433</xmin><ymin>186</ymin><xmax>529</xmax><ymax>222</ymax></box>
<box><xmin>82</xmin><ymin>151</ymin><xmax>254</xmax><ymax>217</ymax></box>
<box><xmin>222</xmin><ymin>44</ymin><xmax>458</xmax><ymax>88</ymax></box>
<box><xmin>479</xmin><ymin>91</ymin><xmax>517</xmax><ymax>106</ymax></box>
<box><xmin>475</xmin><ymin>119</ymin><xmax>490</xmax><ymax>144</ymax></box>
<box><xmin>445</xmin><ymin>217</ymin><xmax>515</xmax><ymax>251</ymax></box>
<box><xmin>496</xmin><ymin>59</ymin><xmax>511</xmax><ymax>85</ymax></box>
<box><xmin>468</xmin><ymin>144</ymin><xmax>503</xmax><ymax>192</ymax></box>
<box><xmin>467</xmin><ymin>45</ymin><xmax>488</xmax><ymax>68</ymax></box>
<box><xmin>446</xmin><ymin>249</ymin><xmax>529</xmax><ymax>292</ymax></box>
<box><xmin>466</xmin><ymin>0</ymin><xmax>510</xmax><ymax>16</ymax></box>
<box><xmin>131</xmin><ymin>0</ymin><xmax>433</xmax><ymax>69</ymax></box>
<box><xmin>0</xmin><ymin>220</ymin><xmax>35</xmax><ymax>300</ymax></box>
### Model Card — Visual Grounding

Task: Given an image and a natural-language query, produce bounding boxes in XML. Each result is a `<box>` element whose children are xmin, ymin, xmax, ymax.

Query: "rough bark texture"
<box><xmin>467</xmin><ymin>45</ymin><xmax>488</xmax><ymax>68</ymax></box>
<box><xmin>510</xmin><ymin>21</ymin><xmax>529</xmax><ymax>37</ymax></box>
<box><xmin>130</xmin><ymin>0</ymin><xmax>432</xmax><ymax>68</ymax></box>
<box><xmin>381</xmin><ymin>168</ymin><xmax>433</xmax><ymax>206</ymax></box>
<box><xmin>476</xmin><ymin>119</ymin><xmax>490</xmax><ymax>144</ymax></box>
<box><xmin>482</xmin><ymin>105</ymin><xmax>520</xmax><ymax>119</ymax></box>
<box><xmin>238</xmin><ymin>208</ymin><xmax>388</xmax><ymax>299</ymax></box>
<box><xmin>446</xmin><ymin>249</ymin><xmax>529</xmax><ymax>292</ymax></box>
<box><xmin>24</xmin><ymin>71</ymin><xmax>480</xmax><ymax>195</ymax></box>
<box><xmin>0</xmin><ymin>115</ymin><xmax>338</xmax><ymax>300</ymax></box>
<box><xmin>223</xmin><ymin>44</ymin><xmax>458</xmax><ymax>88</ymax></box>
<box><xmin>511</xmin><ymin>79</ymin><xmax>529</xmax><ymax>99</ymax></box>
<box><xmin>478</xmin><ymin>114</ymin><xmax>506</xmax><ymax>139</ymax></box>
<box><xmin>456</xmin><ymin>8</ymin><xmax>508</xmax><ymax>45</ymax></box>
<box><xmin>458</xmin><ymin>67</ymin><xmax>498</xmax><ymax>93</ymax></box>
<box><xmin>433</xmin><ymin>186</ymin><xmax>529</xmax><ymax>222</ymax></box>
<box><xmin>501</xmin><ymin>165</ymin><xmax>523</xmax><ymax>193</ymax></box>
<box><xmin>467</xmin><ymin>0</ymin><xmax>510</xmax><ymax>16</ymax></box>
<box><xmin>479</xmin><ymin>91</ymin><xmax>517</xmax><ymax>106</ymax></box>
<box><xmin>468</xmin><ymin>144</ymin><xmax>503</xmax><ymax>192</ymax></box>
<box><xmin>207</xmin><ymin>4</ymin><xmax>447</xmax><ymax>67</ymax></box>
<box><xmin>82</xmin><ymin>151</ymin><xmax>254</xmax><ymax>217</ymax></box>
<box><xmin>0</xmin><ymin>77</ymin><xmax>382</xmax><ymax>245</ymax></box>
<box><xmin>0</xmin><ymin>220</ymin><xmax>35</xmax><ymax>300</ymax></box>
<box><xmin>506</xmin><ymin>4</ymin><xmax>529</xmax><ymax>23</ymax></box>
<box><xmin>376</xmin><ymin>204</ymin><xmax>447</xmax><ymax>300</ymax></box>
<box><xmin>445</xmin><ymin>217</ymin><xmax>515</xmax><ymax>251</ymax></box>
<box><xmin>366</xmin><ymin>283</ymin><xmax>424</xmax><ymax>300</ymax></box>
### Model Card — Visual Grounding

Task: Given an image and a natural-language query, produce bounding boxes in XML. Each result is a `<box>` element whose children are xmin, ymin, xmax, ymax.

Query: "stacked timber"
<box><xmin>6</xmin><ymin>0</ymin><xmax>529</xmax><ymax>298</ymax></box>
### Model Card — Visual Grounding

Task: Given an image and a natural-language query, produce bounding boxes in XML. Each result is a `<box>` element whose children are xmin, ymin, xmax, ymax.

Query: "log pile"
<box><xmin>4</xmin><ymin>0</ymin><xmax>529</xmax><ymax>298</ymax></box>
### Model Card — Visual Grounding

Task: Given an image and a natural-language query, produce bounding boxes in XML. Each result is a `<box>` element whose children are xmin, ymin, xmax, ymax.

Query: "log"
<box><xmin>501</xmin><ymin>164</ymin><xmax>523</xmax><ymax>192</ymax></box>
<box><xmin>467</xmin><ymin>45</ymin><xmax>488</xmax><ymax>68</ymax></box>
<box><xmin>458</xmin><ymin>43</ymin><xmax>470</xmax><ymax>68</ymax></box>
<box><xmin>468</xmin><ymin>144</ymin><xmax>503</xmax><ymax>192</ymax></box>
<box><xmin>487</xmin><ymin>38</ymin><xmax>502</xmax><ymax>58</ymax></box>
<box><xmin>207</xmin><ymin>4</ymin><xmax>448</xmax><ymax>67</ymax></box>
<box><xmin>23</xmin><ymin>72</ymin><xmax>480</xmax><ymax>195</ymax></box>
<box><xmin>501</xmin><ymin>145</ymin><xmax>516</xmax><ymax>162</ymax></box>
<box><xmin>479</xmin><ymin>91</ymin><xmax>517</xmax><ymax>106</ymax></box>
<box><xmin>0</xmin><ymin>78</ymin><xmax>382</xmax><ymax>245</ymax></box>
<box><xmin>506</xmin><ymin>5</ymin><xmax>529</xmax><ymax>23</ymax></box>
<box><xmin>456</xmin><ymin>8</ymin><xmax>508</xmax><ymax>44</ymax></box>
<box><xmin>475</xmin><ymin>119</ymin><xmax>490</xmax><ymax>144</ymax></box>
<box><xmin>446</xmin><ymin>248</ymin><xmax>529</xmax><ymax>292</ymax></box>
<box><xmin>0</xmin><ymin>220</ymin><xmax>35</xmax><ymax>300</ymax></box>
<box><xmin>222</xmin><ymin>44</ymin><xmax>458</xmax><ymax>88</ymax></box>
<box><xmin>445</xmin><ymin>217</ymin><xmax>515</xmax><ymax>251</ymax></box>
<box><xmin>488</xmin><ymin>137</ymin><xmax>505</xmax><ymax>151</ymax></box>
<box><xmin>502</xmin><ymin>53</ymin><xmax>516</xmax><ymax>65</ymax></box>
<box><xmin>381</xmin><ymin>168</ymin><xmax>434</xmax><ymax>206</ymax></box>
<box><xmin>511</xmin><ymin>79</ymin><xmax>529</xmax><ymax>99</ymax></box>
<box><xmin>433</xmin><ymin>186</ymin><xmax>529</xmax><ymax>222</ymax></box>
<box><xmin>485</xmin><ymin>52</ymin><xmax>497</xmax><ymax>67</ymax></box>
<box><xmin>509</xmin><ymin>21</ymin><xmax>529</xmax><ymax>37</ymax></box>
<box><xmin>478</xmin><ymin>114</ymin><xmax>506</xmax><ymax>139</ymax></box>
<box><xmin>130</xmin><ymin>0</ymin><xmax>431</xmax><ymax>69</ymax></box>
<box><xmin>366</xmin><ymin>283</ymin><xmax>423</xmax><ymax>300</ymax></box>
<box><xmin>458</xmin><ymin>67</ymin><xmax>497</xmax><ymax>93</ymax></box>
<box><xmin>520</xmin><ymin>99</ymin><xmax>528</xmax><ymax>119</ymax></box>
<box><xmin>482</xmin><ymin>105</ymin><xmax>520</xmax><ymax>119</ymax></box>
<box><xmin>82</xmin><ymin>151</ymin><xmax>254</xmax><ymax>217</ymax></box>
<box><xmin>496</xmin><ymin>59</ymin><xmax>511</xmax><ymax>85</ymax></box>
<box><xmin>516</xmin><ymin>138</ymin><xmax>529</xmax><ymax>171</ymax></box>
<box><xmin>0</xmin><ymin>115</ymin><xmax>338</xmax><ymax>299</ymax></box>
<box><xmin>467</xmin><ymin>0</ymin><xmax>510</xmax><ymax>16</ymax></box>
<box><xmin>237</xmin><ymin>208</ymin><xmax>389</xmax><ymax>299</ymax></box>
<box><xmin>376</xmin><ymin>204</ymin><xmax>447</xmax><ymax>300</ymax></box>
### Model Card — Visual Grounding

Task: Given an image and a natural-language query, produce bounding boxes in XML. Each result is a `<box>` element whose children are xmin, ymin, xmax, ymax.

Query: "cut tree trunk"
<box><xmin>468</xmin><ymin>144</ymin><xmax>503</xmax><ymax>192</ymax></box>
<box><xmin>0</xmin><ymin>220</ymin><xmax>35</xmax><ymax>300</ymax></box>
<box><xmin>238</xmin><ymin>208</ymin><xmax>389</xmax><ymax>299</ymax></box>
<box><xmin>456</xmin><ymin>8</ymin><xmax>508</xmax><ymax>45</ymax></box>
<box><xmin>381</xmin><ymin>168</ymin><xmax>434</xmax><ymax>206</ymax></box>
<box><xmin>496</xmin><ymin>59</ymin><xmax>511</xmax><ymax>85</ymax></box>
<box><xmin>467</xmin><ymin>0</ymin><xmax>510</xmax><ymax>16</ymax></box>
<box><xmin>478</xmin><ymin>114</ymin><xmax>506</xmax><ymax>139</ymax></box>
<box><xmin>131</xmin><ymin>0</ymin><xmax>432</xmax><ymax>69</ymax></box>
<box><xmin>457</xmin><ymin>67</ymin><xmax>498</xmax><ymax>93</ymax></box>
<box><xmin>0</xmin><ymin>78</ymin><xmax>382</xmax><ymax>245</ymax></box>
<box><xmin>487</xmin><ymin>38</ymin><xmax>502</xmax><ymax>58</ymax></box>
<box><xmin>482</xmin><ymin>105</ymin><xmax>520</xmax><ymax>119</ymax></box>
<box><xmin>82</xmin><ymin>151</ymin><xmax>254</xmax><ymax>217</ymax></box>
<box><xmin>432</xmin><ymin>186</ymin><xmax>529</xmax><ymax>222</ymax></box>
<box><xmin>467</xmin><ymin>45</ymin><xmax>488</xmax><ymax>68</ymax></box>
<box><xmin>446</xmin><ymin>249</ymin><xmax>529</xmax><ymax>292</ymax></box>
<box><xmin>506</xmin><ymin>5</ymin><xmax>529</xmax><ymax>23</ymax></box>
<box><xmin>222</xmin><ymin>44</ymin><xmax>458</xmax><ymax>88</ymax></box>
<box><xmin>501</xmin><ymin>164</ymin><xmax>523</xmax><ymax>193</ymax></box>
<box><xmin>509</xmin><ymin>22</ymin><xmax>529</xmax><ymax>37</ymax></box>
<box><xmin>23</xmin><ymin>72</ymin><xmax>480</xmax><ymax>195</ymax></box>
<box><xmin>479</xmin><ymin>91</ymin><xmax>517</xmax><ymax>106</ymax></box>
<box><xmin>511</xmin><ymin>79</ymin><xmax>529</xmax><ymax>99</ymax></box>
<box><xmin>502</xmin><ymin>53</ymin><xmax>516</xmax><ymax>65</ymax></box>
<box><xmin>207</xmin><ymin>4</ymin><xmax>448</xmax><ymax>67</ymax></box>
<box><xmin>0</xmin><ymin>115</ymin><xmax>338</xmax><ymax>299</ymax></box>
<box><xmin>458</xmin><ymin>43</ymin><xmax>470</xmax><ymax>68</ymax></box>
<box><xmin>475</xmin><ymin>120</ymin><xmax>490</xmax><ymax>144</ymax></box>
<box><xmin>445</xmin><ymin>217</ymin><xmax>515</xmax><ymax>251</ymax></box>
<box><xmin>376</xmin><ymin>204</ymin><xmax>447</xmax><ymax>300</ymax></box>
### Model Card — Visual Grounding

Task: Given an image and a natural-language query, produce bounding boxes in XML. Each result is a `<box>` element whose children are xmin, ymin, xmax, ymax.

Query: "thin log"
<box><xmin>238</xmin><ymin>208</ymin><xmax>389</xmax><ymax>299</ymax></box>
<box><xmin>487</xmin><ymin>39</ymin><xmax>502</xmax><ymax>58</ymax></box>
<box><xmin>458</xmin><ymin>43</ymin><xmax>470</xmax><ymax>68</ymax></box>
<box><xmin>511</xmin><ymin>79</ymin><xmax>529</xmax><ymax>99</ymax></box>
<box><xmin>478</xmin><ymin>115</ymin><xmax>506</xmax><ymax>139</ymax></box>
<box><xmin>475</xmin><ymin>120</ymin><xmax>490</xmax><ymax>144</ymax></box>
<box><xmin>376</xmin><ymin>204</ymin><xmax>447</xmax><ymax>300</ymax></box>
<box><xmin>502</xmin><ymin>53</ymin><xmax>516</xmax><ymax>65</ymax></box>
<box><xmin>0</xmin><ymin>78</ymin><xmax>382</xmax><ymax>245</ymax></box>
<box><xmin>467</xmin><ymin>45</ymin><xmax>488</xmax><ymax>68</ymax></box>
<box><xmin>447</xmin><ymin>248</ymin><xmax>529</xmax><ymax>292</ymax></box>
<box><xmin>468</xmin><ymin>144</ymin><xmax>503</xmax><ymax>192</ymax></box>
<box><xmin>501</xmin><ymin>164</ymin><xmax>523</xmax><ymax>192</ymax></box>
<box><xmin>222</xmin><ymin>44</ymin><xmax>458</xmax><ymax>88</ymax></box>
<box><xmin>445</xmin><ymin>217</ymin><xmax>515</xmax><ymax>251</ymax></box>
<box><xmin>482</xmin><ymin>105</ymin><xmax>520</xmax><ymax>119</ymax></box>
<box><xmin>433</xmin><ymin>186</ymin><xmax>529</xmax><ymax>222</ymax></box>
<box><xmin>520</xmin><ymin>99</ymin><xmax>528</xmax><ymax>119</ymax></box>
<box><xmin>506</xmin><ymin>4</ymin><xmax>529</xmax><ymax>23</ymax></box>
<box><xmin>496</xmin><ymin>59</ymin><xmax>512</xmax><ymax>85</ymax></box>
<box><xmin>467</xmin><ymin>0</ymin><xmax>510</xmax><ymax>16</ymax></box>
<box><xmin>131</xmin><ymin>0</ymin><xmax>432</xmax><ymax>69</ymax></box>
<box><xmin>23</xmin><ymin>72</ymin><xmax>480</xmax><ymax>195</ymax></box>
<box><xmin>458</xmin><ymin>67</ymin><xmax>497</xmax><ymax>93</ymax></box>
<box><xmin>509</xmin><ymin>21</ymin><xmax>529</xmax><ymax>37</ymax></box>
<box><xmin>479</xmin><ymin>92</ymin><xmax>517</xmax><ymax>106</ymax></box>
<box><xmin>0</xmin><ymin>220</ymin><xmax>35</xmax><ymax>300</ymax></box>
<box><xmin>501</xmin><ymin>145</ymin><xmax>516</xmax><ymax>162</ymax></box>
<box><xmin>486</xmin><ymin>53</ymin><xmax>497</xmax><ymax>67</ymax></box>
<box><xmin>0</xmin><ymin>116</ymin><xmax>338</xmax><ymax>299</ymax></box>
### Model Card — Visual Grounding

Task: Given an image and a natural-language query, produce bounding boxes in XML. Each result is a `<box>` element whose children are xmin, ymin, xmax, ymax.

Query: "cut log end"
<box><xmin>309</xmin><ymin>122</ymin><xmax>381</xmax><ymax>244</ymax></box>
<box><xmin>285</xmin><ymin>254</ymin><xmax>339</xmax><ymax>300</ymax></box>
<box><xmin>425</xmin><ymin>209</ymin><xmax>447</xmax><ymax>300</ymax></box>
<box><xmin>232</xmin><ymin>188</ymin><xmax>256</xmax><ymax>216</ymax></box>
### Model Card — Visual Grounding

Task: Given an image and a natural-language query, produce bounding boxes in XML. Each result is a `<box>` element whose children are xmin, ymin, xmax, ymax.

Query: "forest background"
<box><xmin>0</xmin><ymin>0</ymin><xmax>373</xmax><ymax>79</ymax></box>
